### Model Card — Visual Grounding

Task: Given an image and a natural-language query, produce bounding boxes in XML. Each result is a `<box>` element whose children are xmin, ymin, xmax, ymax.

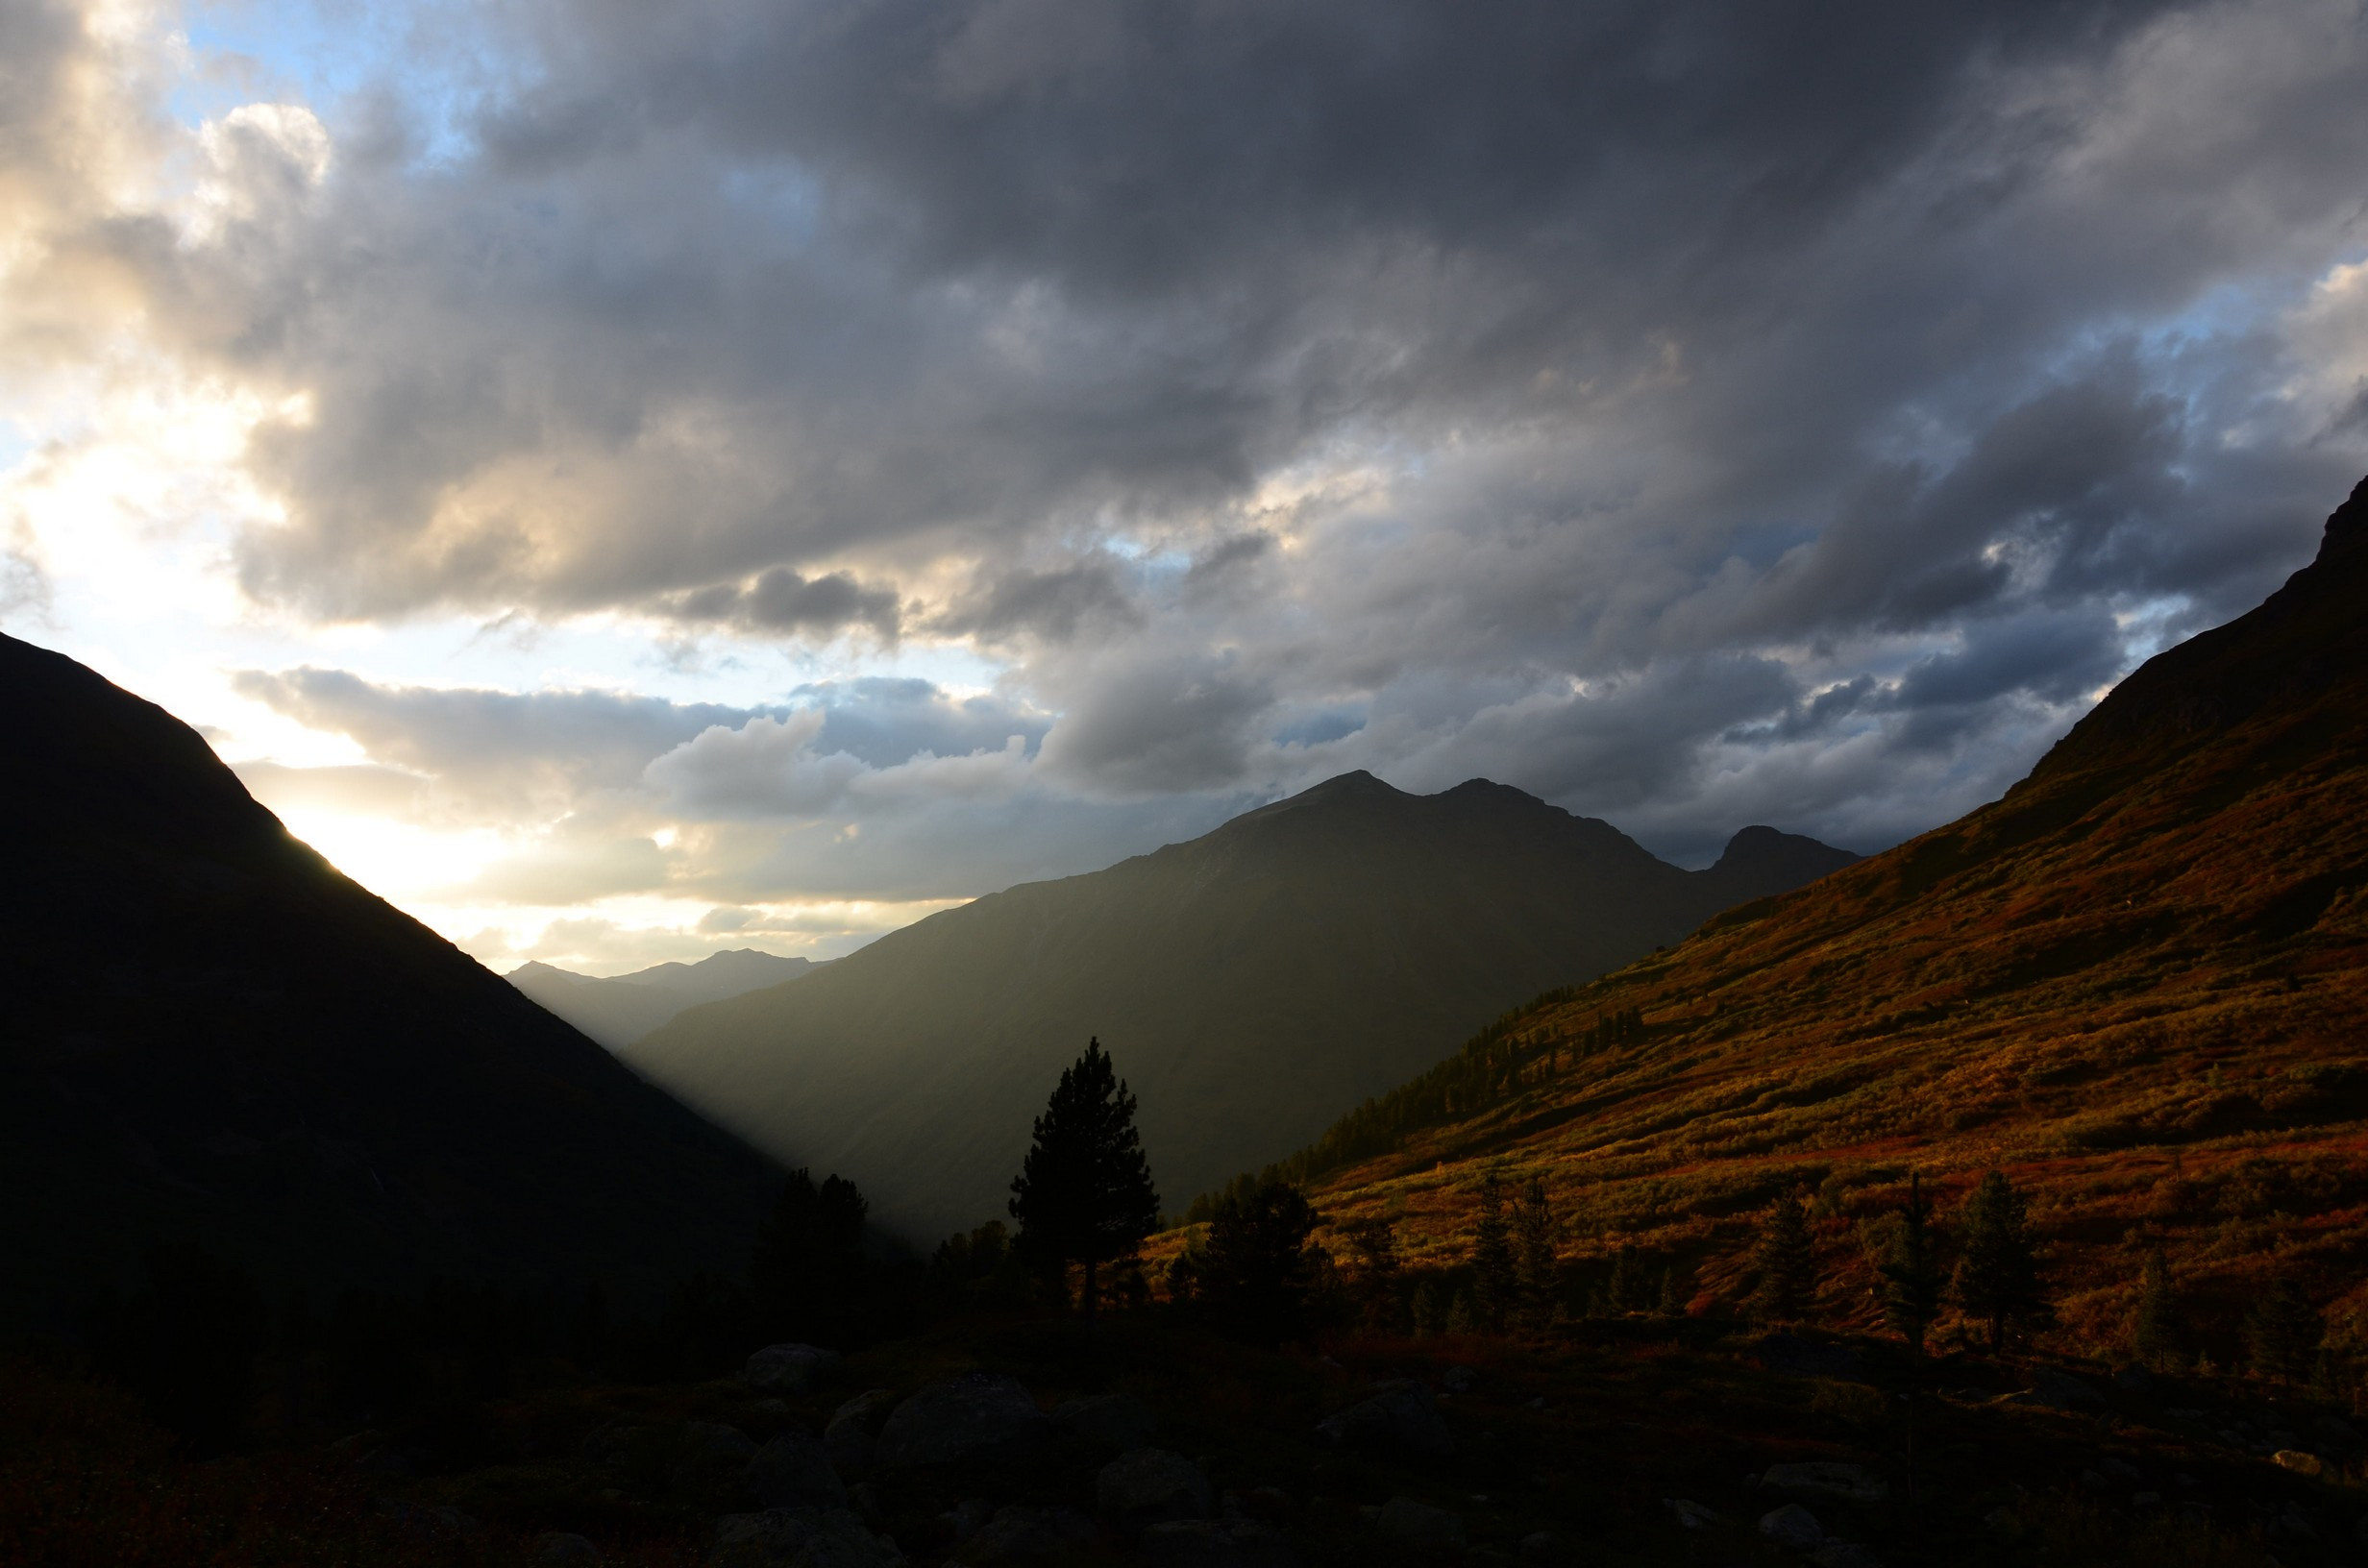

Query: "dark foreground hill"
<box><xmin>508</xmin><ymin>948</ymin><xmax>822</xmax><ymax>1048</ymax></box>
<box><xmin>0</xmin><ymin>634</ymin><xmax>779</xmax><ymax>1325</ymax></box>
<box><xmin>627</xmin><ymin>776</ymin><xmax>1855</xmax><ymax>1239</ymax></box>
<box><xmin>1281</xmin><ymin>476</ymin><xmax>2368</xmax><ymax>1351</ymax></box>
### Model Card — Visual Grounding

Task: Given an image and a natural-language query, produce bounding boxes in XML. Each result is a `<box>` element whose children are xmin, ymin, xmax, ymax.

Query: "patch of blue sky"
<box><xmin>0</xmin><ymin>420</ymin><xmax>31</xmax><ymax>475</ymax></box>
<box><xmin>1271</xmin><ymin>709</ymin><xmax>1367</xmax><ymax>747</ymax></box>
<box><xmin>175</xmin><ymin>0</ymin><xmax>506</xmax><ymax>167</ymax></box>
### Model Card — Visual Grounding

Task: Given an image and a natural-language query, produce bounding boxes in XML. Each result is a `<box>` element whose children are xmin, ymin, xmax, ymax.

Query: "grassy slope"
<box><xmin>1295</xmin><ymin>477</ymin><xmax>2368</xmax><ymax>1358</ymax></box>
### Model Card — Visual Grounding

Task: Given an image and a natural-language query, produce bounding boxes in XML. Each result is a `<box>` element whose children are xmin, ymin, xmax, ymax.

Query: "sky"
<box><xmin>2</xmin><ymin>0</ymin><xmax>2364</xmax><ymax>975</ymax></box>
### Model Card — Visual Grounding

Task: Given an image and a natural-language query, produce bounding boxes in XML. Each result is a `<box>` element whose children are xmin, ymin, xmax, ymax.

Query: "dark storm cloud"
<box><xmin>16</xmin><ymin>0</ymin><xmax>2368</xmax><ymax>878</ymax></box>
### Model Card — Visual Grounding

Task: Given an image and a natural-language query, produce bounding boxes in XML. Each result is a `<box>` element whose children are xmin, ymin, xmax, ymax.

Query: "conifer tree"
<box><xmin>1749</xmin><ymin>1187</ymin><xmax>1819</xmax><ymax>1324</ymax></box>
<box><xmin>1512</xmin><ymin>1175</ymin><xmax>1561</xmax><ymax>1330</ymax></box>
<box><xmin>2245</xmin><ymin>1274</ymin><xmax>2324</xmax><ymax>1384</ymax></box>
<box><xmin>1879</xmin><ymin>1175</ymin><xmax>1944</xmax><ymax>1359</ymax></box>
<box><xmin>751</xmin><ymin>1168</ymin><xmax>870</xmax><ymax>1343</ymax></box>
<box><xmin>1191</xmin><ymin>1180</ymin><xmax>1329</xmax><ymax>1344</ymax></box>
<box><xmin>1470</xmin><ymin>1167</ymin><xmax>1518</xmax><ymax>1331</ymax></box>
<box><xmin>2130</xmin><ymin>1250</ymin><xmax>2180</xmax><ymax>1370</ymax></box>
<box><xmin>1950</xmin><ymin>1169</ymin><xmax>2048</xmax><ymax>1352</ymax></box>
<box><xmin>1009</xmin><ymin>1038</ymin><xmax>1161</xmax><ymax>1323</ymax></box>
<box><xmin>1339</xmin><ymin>1216</ymin><xmax>1407</xmax><ymax>1334</ymax></box>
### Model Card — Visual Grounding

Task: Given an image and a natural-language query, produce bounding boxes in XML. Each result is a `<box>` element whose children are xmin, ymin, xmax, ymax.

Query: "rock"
<box><xmin>536</xmin><ymin>1532</ymin><xmax>602</xmax><ymax>1563</ymax></box>
<box><xmin>2112</xmin><ymin>1365</ymin><xmax>2153</xmax><ymax>1394</ymax></box>
<box><xmin>1753</xmin><ymin>1334</ymin><xmax>1868</xmax><ymax>1383</ymax></box>
<box><xmin>874</xmin><ymin>1374</ymin><xmax>1046</xmax><ymax>1469</ymax></box>
<box><xmin>1517</xmin><ymin>1531</ymin><xmax>1566</xmax><ymax>1564</ymax></box>
<box><xmin>2314</xmin><ymin>1415</ymin><xmax>2361</xmax><ymax>1446</ymax></box>
<box><xmin>1139</xmin><ymin>1520</ymin><xmax>1245</xmax><ymax>1568</ymax></box>
<box><xmin>1053</xmin><ymin>1392</ymin><xmax>1161</xmax><ymax>1450</ymax></box>
<box><xmin>746</xmin><ymin>1431</ymin><xmax>849</xmax><ymax>1511</ymax></box>
<box><xmin>2133</xmin><ymin>1492</ymin><xmax>2162</xmax><ymax>1508</ymax></box>
<box><xmin>1760</xmin><ymin>1462</ymin><xmax>1888</xmax><ymax>1505</ymax></box>
<box><xmin>1663</xmin><ymin>1498</ymin><xmax>1721</xmax><ymax>1531</ymax></box>
<box><xmin>2099</xmin><ymin>1457</ymin><xmax>2140</xmax><ymax>1482</ymax></box>
<box><xmin>691</xmin><ymin>1423</ymin><xmax>761</xmax><ymax>1462</ymax></box>
<box><xmin>377</xmin><ymin>1498</ymin><xmax>481</xmax><ymax>1540</ymax></box>
<box><xmin>744</xmin><ymin>1344</ymin><xmax>845</xmax><ymax>1397</ymax></box>
<box><xmin>1810</xmin><ymin>1544</ymin><xmax>1883</xmax><ymax>1568</ymax></box>
<box><xmin>1222</xmin><ymin>1520</ymin><xmax>1300</xmax><ymax>1568</ymax></box>
<box><xmin>2027</xmin><ymin>1369</ymin><xmax>2106</xmax><ymax>1411</ymax></box>
<box><xmin>580</xmin><ymin>1425</ymin><xmax>648</xmax><ymax>1468</ymax></box>
<box><xmin>1442</xmin><ymin>1365</ymin><xmax>1479</xmax><ymax>1394</ymax></box>
<box><xmin>708</xmin><ymin>1507</ymin><xmax>901</xmax><ymax>1568</ymax></box>
<box><xmin>2273</xmin><ymin>1449</ymin><xmax>2326</xmax><ymax>1477</ymax></box>
<box><xmin>1760</xmin><ymin>1504</ymin><xmax>1825</xmax><ymax>1550</ymax></box>
<box><xmin>824</xmin><ymin>1390</ymin><xmax>898</xmax><ymax>1471</ymax></box>
<box><xmin>1098</xmin><ymin>1448</ymin><xmax>1213</xmax><ymax>1538</ymax></box>
<box><xmin>1312</xmin><ymin>1381</ymin><xmax>1454</xmax><ymax>1457</ymax></box>
<box><xmin>942</xmin><ymin>1499</ymin><xmax>995</xmax><ymax>1544</ymax></box>
<box><xmin>1375</xmin><ymin>1497</ymin><xmax>1465</xmax><ymax>1548</ymax></box>
<box><xmin>956</xmin><ymin>1505</ymin><xmax>1098</xmax><ymax>1563</ymax></box>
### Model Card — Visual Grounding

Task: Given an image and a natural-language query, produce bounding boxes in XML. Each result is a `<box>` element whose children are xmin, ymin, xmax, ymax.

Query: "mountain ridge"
<box><xmin>507</xmin><ymin>947</ymin><xmax>822</xmax><ymax>1048</ymax></box>
<box><xmin>627</xmin><ymin>773</ymin><xmax>1857</xmax><ymax>1240</ymax></box>
<box><xmin>1278</xmin><ymin>475</ymin><xmax>2368</xmax><ymax>1346</ymax></box>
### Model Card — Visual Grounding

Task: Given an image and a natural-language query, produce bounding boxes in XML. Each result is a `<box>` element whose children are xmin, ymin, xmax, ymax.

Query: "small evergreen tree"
<box><xmin>1196</xmin><ymin>1180</ymin><xmax>1327</xmax><ymax>1346</ymax></box>
<box><xmin>1470</xmin><ymin>1168</ymin><xmax>1518</xmax><ymax>1332</ymax></box>
<box><xmin>1878</xmin><ymin>1175</ymin><xmax>1944</xmax><ymax>1360</ymax></box>
<box><xmin>751</xmin><ymin>1168</ymin><xmax>869</xmax><ymax>1344</ymax></box>
<box><xmin>1339</xmin><ymin>1216</ymin><xmax>1408</xmax><ymax>1334</ymax></box>
<box><xmin>2130</xmin><ymin>1250</ymin><xmax>2180</xmax><ymax>1370</ymax></box>
<box><xmin>1749</xmin><ymin>1187</ymin><xmax>1819</xmax><ymax>1324</ymax></box>
<box><xmin>1950</xmin><ymin>1170</ymin><xmax>2048</xmax><ymax>1352</ymax></box>
<box><xmin>1512</xmin><ymin>1176</ymin><xmax>1561</xmax><ymax>1330</ymax></box>
<box><xmin>1008</xmin><ymin>1038</ymin><xmax>1161</xmax><ymax>1323</ymax></box>
<box><xmin>2245</xmin><ymin>1274</ymin><xmax>2324</xmax><ymax>1384</ymax></box>
<box><xmin>1593</xmin><ymin>1243</ymin><xmax>1645</xmax><ymax>1317</ymax></box>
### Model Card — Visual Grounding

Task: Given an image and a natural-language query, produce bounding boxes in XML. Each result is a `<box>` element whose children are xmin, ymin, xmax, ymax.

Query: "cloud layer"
<box><xmin>6</xmin><ymin>0</ymin><xmax>2368</xmax><ymax>957</ymax></box>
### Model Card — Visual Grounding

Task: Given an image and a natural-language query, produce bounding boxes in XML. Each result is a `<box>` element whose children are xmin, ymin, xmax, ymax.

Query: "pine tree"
<box><xmin>1950</xmin><ymin>1170</ymin><xmax>2048</xmax><ymax>1352</ymax></box>
<box><xmin>1748</xmin><ymin>1187</ymin><xmax>1819</xmax><ymax>1324</ymax></box>
<box><xmin>1008</xmin><ymin>1038</ymin><xmax>1161</xmax><ymax>1323</ymax></box>
<box><xmin>1339</xmin><ymin>1216</ymin><xmax>1407</xmax><ymax>1334</ymax></box>
<box><xmin>2130</xmin><ymin>1251</ymin><xmax>2180</xmax><ymax>1370</ymax></box>
<box><xmin>2245</xmin><ymin>1274</ymin><xmax>2324</xmax><ymax>1384</ymax></box>
<box><xmin>1194</xmin><ymin>1181</ymin><xmax>1327</xmax><ymax>1344</ymax></box>
<box><xmin>1470</xmin><ymin>1168</ymin><xmax>1518</xmax><ymax>1331</ymax></box>
<box><xmin>751</xmin><ymin>1168</ymin><xmax>870</xmax><ymax>1344</ymax></box>
<box><xmin>1512</xmin><ymin>1175</ymin><xmax>1561</xmax><ymax>1330</ymax></box>
<box><xmin>1879</xmin><ymin>1175</ymin><xmax>1944</xmax><ymax>1360</ymax></box>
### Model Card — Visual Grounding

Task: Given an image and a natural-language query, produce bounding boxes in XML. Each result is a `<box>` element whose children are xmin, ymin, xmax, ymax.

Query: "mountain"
<box><xmin>1283</xmin><ymin>475</ymin><xmax>2368</xmax><ymax>1340</ymax></box>
<box><xmin>624</xmin><ymin>775</ymin><xmax>1856</xmax><ymax>1239</ymax></box>
<box><xmin>508</xmin><ymin>949</ymin><xmax>823</xmax><ymax>1048</ymax></box>
<box><xmin>0</xmin><ymin>634</ymin><xmax>780</xmax><ymax>1325</ymax></box>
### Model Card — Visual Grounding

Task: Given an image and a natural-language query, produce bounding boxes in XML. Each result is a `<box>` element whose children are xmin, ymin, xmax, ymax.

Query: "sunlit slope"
<box><xmin>0</xmin><ymin>635</ymin><xmax>779</xmax><ymax>1322</ymax></box>
<box><xmin>1299</xmin><ymin>476</ymin><xmax>2368</xmax><ymax>1345</ymax></box>
<box><xmin>627</xmin><ymin>774</ymin><xmax>1855</xmax><ymax>1240</ymax></box>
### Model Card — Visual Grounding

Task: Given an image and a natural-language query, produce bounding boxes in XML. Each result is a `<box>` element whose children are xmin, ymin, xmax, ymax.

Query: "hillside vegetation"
<box><xmin>1284</xmin><ymin>476</ymin><xmax>2368</xmax><ymax>1366</ymax></box>
<box><xmin>627</xmin><ymin>774</ymin><xmax>1855</xmax><ymax>1239</ymax></box>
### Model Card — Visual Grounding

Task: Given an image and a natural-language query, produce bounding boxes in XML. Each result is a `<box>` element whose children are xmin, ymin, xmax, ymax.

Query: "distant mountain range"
<box><xmin>509</xmin><ymin>949</ymin><xmax>824</xmax><ymax>1049</ymax></box>
<box><xmin>1286</xmin><ymin>475</ymin><xmax>2368</xmax><ymax>1328</ymax></box>
<box><xmin>625</xmin><ymin>776</ymin><xmax>1857</xmax><ymax>1240</ymax></box>
<box><xmin>0</xmin><ymin>634</ymin><xmax>779</xmax><ymax>1324</ymax></box>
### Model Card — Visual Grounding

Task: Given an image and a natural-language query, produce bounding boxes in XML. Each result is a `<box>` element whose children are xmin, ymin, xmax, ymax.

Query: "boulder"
<box><xmin>2026</xmin><ymin>1369</ymin><xmax>2105</xmax><ymax>1411</ymax></box>
<box><xmin>1442</xmin><ymin>1365</ymin><xmax>1479</xmax><ymax>1394</ymax></box>
<box><xmin>1053</xmin><ymin>1392</ymin><xmax>1161</xmax><ymax>1450</ymax></box>
<box><xmin>2112</xmin><ymin>1365</ymin><xmax>2153</xmax><ymax>1394</ymax></box>
<box><xmin>1098</xmin><ymin>1448</ymin><xmax>1213</xmax><ymax>1538</ymax></box>
<box><xmin>1139</xmin><ymin>1520</ymin><xmax>1245</xmax><ymax>1568</ymax></box>
<box><xmin>1313</xmin><ymin>1382</ymin><xmax>1454</xmax><ymax>1458</ymax></box>
<box><xmin>1375</xmin><ymin>1498</ymin><xmax>1465</xmax><ymax>1548</ymax></box>
<box><xmin>956</xmin><ymin>1505</ymin><xmax>1098</xmax><ymax>1563</ymax></box>
<box><xmin>580</xmin><ymin>1426</ymin><xmax>648</xmax><ymax>1469</ymax></box>
<box><xmin>536</xmin><ymin>1532</ymin><xmax>601</xmax><ymax>1563</ymax></box>
<box><xmin>1760</xmin><ymin>1462</ymin><xmax>1888</xmax><ymax>1505</ymax></box>
<box><xmin>1810</xmin><ymin>1545</ymin><xmax>1883</xmax><ymax>1568</ymax></box>
<box><xmin>1517</xmin><ymin>1531</ymin><xmax>1567</xmax><ymax>1564</ymax></box>
<box><xmin>746</xmin><ymin>1431</ymin><xmax>849</xmax><ymax>1511</ymax></box>
<box><xmin>1663</xmin><ymin>1499</ymin><xmax>1720</xmax><ymax>1531</ymax></box>
<box><xmin>708</xmin><ymin>1507</ymin><xmax>901</xmax><ymax>1568</ymax></box>
<box><xmin>942</xmin><ymin>1499</ymin><xmax>995</xmax><ymax>1545</ymax></box>
<box><xmin>745</xmin><ymin>1345</ymin><xmax>846</xmax><ymax>1397</ymax></box>
<box><xmin>1222</xmin><ymin>1520</ymin><xmax>1300</xmax><ymax>1568</ymax></box>
<box><xmin>824</xmin><ymin>1390</ymin><xmax>898</xmax><ymax>1471</ymax></box>
<box><xmin>690</xmin><ymin>1423</ymin><xmax>761</xmax><ymax>1462</ymax></box>
<box><xmin>875</xmin><ymin>1374</ymin><xmax>1046</xmax><ymax>1469</ymax></box>
<box><xmin>2273</xmin><ymin>1450</ymin><xmax>2326</xmax><ymax>1478</ymax></box>
<box><xmin>1759</xmin><ymin>1505</ymin><xmax>1824</xmax><ymax>1550</ymax></box>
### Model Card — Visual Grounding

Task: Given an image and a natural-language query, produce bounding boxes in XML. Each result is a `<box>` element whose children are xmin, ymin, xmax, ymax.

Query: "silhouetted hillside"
<box><xmin>0</xmin><ymin>635</ymin><xmax>780</xmax><ymax>1325</ymax></box>
<box><xmin>1282</xmin><ymin>475</ymin><xmax>2368</xmax><ymax>1345</ymax></box>
<box><xmin>509</xmin><ymin>949</ymin><xmax>822</xmax><ymax>1048</ymax></box>
<box><xmin>627</xmin><ymin>776</ymin><xmax>1854</xmax><ymax>1238</ymax></box>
